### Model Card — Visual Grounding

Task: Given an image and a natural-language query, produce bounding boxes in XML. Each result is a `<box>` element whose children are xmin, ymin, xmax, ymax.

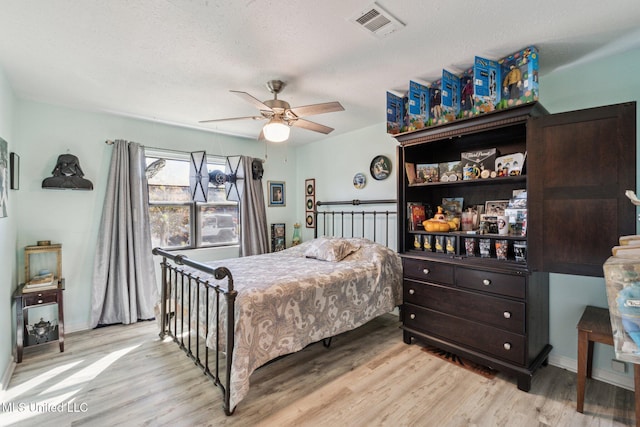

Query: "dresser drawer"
<box><xmin>404</xmin><ymin>280</ymin><xmax>525</xmax><ymax>334</ymax></box>
<box><xmin>403</xmin><ymin>257</ymin><xmax>454</xmax><ymax>285</ymax></box>
<box><xmin>455</xmin><ymin>267</ymin><xmax>525</xmax><ymax>299</ymax></box>
<box><xmin>403</xmin><ymin>303</ymin><xmax>526</xmax><ymax>365</ymax></box>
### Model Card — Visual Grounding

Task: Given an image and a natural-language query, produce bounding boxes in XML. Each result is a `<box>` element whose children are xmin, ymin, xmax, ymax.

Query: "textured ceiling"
<box><xmin>0</xmin><ymin>0</ymin><xmax>639</xmax><ymax>145</ymax></box>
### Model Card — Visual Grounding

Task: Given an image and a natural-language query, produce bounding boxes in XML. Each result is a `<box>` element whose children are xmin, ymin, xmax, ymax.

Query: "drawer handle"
<box><xmin>422</xmin><ymin>268</ymin><xmax>430</xmax><ymax>275</ymax></box>
<box><xmin>503</xmin><ymin>311</ymin><xmax>511</xmax><ymax>319</ymax></box>
<box><xmin>482</xmin><ymin>279</ymin><xmax>491</xmax><ymax>286</ymax></box>
<box><xmin>37</xmin><ymin>293</ymin><xmax>43</xmax><ymax>297</ymax></box>
<box><xmin>410</xmin><ymin>314</ymin><xmax>416</xmax><ymax>320</ymax></box>
<box><xmin>409</xmin><ymin>289</ymin><xmax>415</xmax><ymax>295</ymax></box>
<box><xmin>37</xmin><ymin>300</ymin><xmax>43</xmax><ymax>304</ymax></box>
<box><xmin>503</xmin><ymin>342</ymin><xmax>512</xmax><ymax>351</ymax></box>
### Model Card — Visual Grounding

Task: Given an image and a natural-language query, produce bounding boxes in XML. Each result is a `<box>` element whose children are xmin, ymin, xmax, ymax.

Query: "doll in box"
<box><xmin>502</xmin><ymin>64</ymin><xmax>522</xmax><ymax>100</ymax></box>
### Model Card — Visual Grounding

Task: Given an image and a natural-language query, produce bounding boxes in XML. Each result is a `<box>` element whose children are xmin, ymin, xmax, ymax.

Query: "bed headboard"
<box><xmin>314</xmin><ymin>199</ymin><xmax>397</xmax><ymax>251</ymax></box>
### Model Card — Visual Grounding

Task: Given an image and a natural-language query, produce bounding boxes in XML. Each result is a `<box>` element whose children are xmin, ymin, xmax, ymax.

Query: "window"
<box><xmin>146</xmin><ymin>150</ymin><xmax>239</xmax><ymax>250</ymax></box>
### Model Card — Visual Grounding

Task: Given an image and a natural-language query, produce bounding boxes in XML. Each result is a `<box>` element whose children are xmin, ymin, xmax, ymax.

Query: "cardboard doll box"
<box><xmin>498</xmin><ymin>46</ymin><xmax>539</xmax><ymax>109</ymax></box>
<box><xmin>386</xmin><ymin>91</ymin><xmax>408</xmax><ymax>134</ymax></box>
<box><xmin>407</xmin><ymin>80</ymin><xmax>430</xmax><ymax>131</ymax></box>
<box><xmin>459</xmin><ymin>67</ymin><xmax>475</xmax><ymax>119</ymax></box>
<box><xmin>473</xmin><ymin>56</ymin><xmax>500</xmax><ymax>113</ymax></box>
<box><xmin>441</xmin><ymin>69</ymin><xmax>460</xmax><ymax>123</ymax></box>
<box><xmin>428</xmin><ymin>79</ymin><xmax>444</xmax><ymax>125</ymax></box>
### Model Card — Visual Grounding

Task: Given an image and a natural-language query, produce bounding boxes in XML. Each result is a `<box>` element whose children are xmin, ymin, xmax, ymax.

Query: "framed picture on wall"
<box><xmin>306</xmin><ymin>195</ymin><xmax>315</xmax><ymax>211</ymax></box>
<box><xmin>0</xmin><ymin>138</ymin><xmax>7</xmax><ymax>217</ymax></box>
<box><xmin>271</xmin><ymin>223</ymin><xmax>286</xmax><ymax>252</ymax></box>
<box><xmin>268</xmin><ymin>181</ymin><xmax>286</xmax><ymax>206</ymax></box>
<box><xmin>305</xmin><ymin>212</ymin><xmax>315</xmax><ymax>229</ymax></box>
<box><xmin>10</xmin><ymin>152</ymin><xmax>19</xmax><ymax>190</ymax></box>
<box><xmin>305</xmin><ymin>178</ymin><xmax>315</xmax><ymax>196</ymax></box>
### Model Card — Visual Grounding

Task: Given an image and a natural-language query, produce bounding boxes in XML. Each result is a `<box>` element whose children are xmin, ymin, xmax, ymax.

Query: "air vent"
<box><xmin>350</xmin><ymin>3</ymin><xmax>405</xmax><ymax>38</ymax></box>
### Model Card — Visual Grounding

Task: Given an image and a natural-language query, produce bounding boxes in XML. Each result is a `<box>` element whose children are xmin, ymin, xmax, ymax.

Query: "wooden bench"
<box><xmin>576</xmin><ymin>305</ymin><xmax>640</xmax><ymax>424</ymax></box>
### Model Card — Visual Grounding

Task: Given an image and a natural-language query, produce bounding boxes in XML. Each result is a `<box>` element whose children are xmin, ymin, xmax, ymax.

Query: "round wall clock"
<box><xmin>353</xmin><ymin>173</ymin><xmax>366</xmax><ymax>189</ymax></box>
<box><xmin>370</xmin><ymin>155</ymin><xmax>392</xmax><ymax>180</ymax></box>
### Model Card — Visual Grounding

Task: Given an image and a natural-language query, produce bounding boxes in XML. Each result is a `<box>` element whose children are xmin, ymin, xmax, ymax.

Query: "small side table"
<box><xmin>576</xmin><ymin>305</ymin><xmax>640</xmax><ymax>425</ymax></box>
<box><xmin>13</xmin><ymin>280</ymin><xmax>65</xmax><ymax>363</ymax></box>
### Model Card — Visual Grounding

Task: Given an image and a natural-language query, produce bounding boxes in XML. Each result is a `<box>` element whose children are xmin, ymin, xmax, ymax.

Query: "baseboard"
<box><xmin>65</xmin><ymin>320</ymin><xmax>91</xmax><ymax>334</ymax></box>
<box><xmin>548</xmin><ymin>353</ymin><xmax>634</xmax><ymax>391</ymax></box>
<box><xmin>1</xmin><ymin>356</ymin><xmax>16</xmax><ymax>391</ymax></box>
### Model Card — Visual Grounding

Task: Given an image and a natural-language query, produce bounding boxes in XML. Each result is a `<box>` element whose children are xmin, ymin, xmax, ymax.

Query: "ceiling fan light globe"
<box><xmin>263</xmin><ymin>121</ymin><xmax>290</xmax><ymax>142</ymax></box>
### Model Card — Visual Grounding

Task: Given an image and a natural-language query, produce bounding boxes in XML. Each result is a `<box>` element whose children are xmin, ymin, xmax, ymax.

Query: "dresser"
<box><xmin>394</xmin><ymin>102</ymin><xmax>636</xmax><ymax>390</ymax></box>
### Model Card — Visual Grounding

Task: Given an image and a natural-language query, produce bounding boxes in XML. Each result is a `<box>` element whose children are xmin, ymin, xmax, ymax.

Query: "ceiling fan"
<box><xmin>199</xmin><ymin>80</ymin><xmax>345</xmax><ymax>142</ymax></box>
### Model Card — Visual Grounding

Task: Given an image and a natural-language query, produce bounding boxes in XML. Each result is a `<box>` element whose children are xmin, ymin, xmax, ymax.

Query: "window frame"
<box><xmin>146</xmin><ymin>149</ymin><xmax>239</xmax><ymax>251</ymax></box>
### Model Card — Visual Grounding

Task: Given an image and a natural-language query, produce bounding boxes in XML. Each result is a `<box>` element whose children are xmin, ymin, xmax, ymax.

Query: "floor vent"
<box><xmin>350</xmin><ymin>3</ymin><xmax>405</xmax><ymax>38</ymax></box>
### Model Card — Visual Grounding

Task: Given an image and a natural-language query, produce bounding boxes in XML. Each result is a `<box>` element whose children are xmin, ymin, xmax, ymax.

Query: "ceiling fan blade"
<box><xmin>199</xmin><ymin>116</ymin><xmax>264</xmax><ymax>124</ymax></box>
<box><xmin>231</xmin><ymin>90</ymin><xmax>273</xmax><ymax>111</ymax></box>
<box><xmin>292</xmin><ymin>118</ymin><xmax>334</xmax><ymax>134</ymax></box>
<box><xmin>288</xmin><ymin>101</ymin><xmax>344</xmax><ymax>118</ymax></box>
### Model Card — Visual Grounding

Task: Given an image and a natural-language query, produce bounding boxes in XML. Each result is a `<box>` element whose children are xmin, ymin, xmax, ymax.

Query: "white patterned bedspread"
<box><xmin>181</xmin><ymin>237</ymin><xmax>402</xmax><ymax>411</ymax></box>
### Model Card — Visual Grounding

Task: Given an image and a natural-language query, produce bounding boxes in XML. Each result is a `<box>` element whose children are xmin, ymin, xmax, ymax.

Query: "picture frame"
<box><xmin>305</xmin><ymin>212</ymin><xmax>316</xmax><ymax>229</ymax></box>
<box><xmin>268</xmin><ymin>181</ymin><xmax>286</xmax><ymax>206</ymax></box>
<box><xmin>271</xmin><ymin>223</ymin><xmax>286</xmax><ymax>252</ymax></box>
<box><xmin>305</xmin><ymin>195</ymin><xmax>315</xmax><ymax>211</ymax></box>
<box><xmin>305</xmin><ymin>178</ymin><xmax>315</xmax><ymax>196</ymax></box>
<box><xmin>485</xmin><ymin>200</ymin><xmax>509</xmax><ymax>216</ymax></box>
<box><xmin>370</xmin><ymin>155</ymin><xmax>392</xmax><ymax>180</ymax></box>
<box><xmin>10</xmin><ymin>152</ymin><xmax>19</xmax><ymax>190</ymax></box>
<box><xmin>0</xmin><ymin>138</ymin><xmax>7</xmax><ymax>218</ymax></box>
<box><xmin>353</xmin><ymin>172</ymin><xmax>366</xmax><ymax>189</ymax></box>
<box><xmin>415</xmin><ymin>163</ymin><xmax>439</xmax><ymax>183</ymax></box>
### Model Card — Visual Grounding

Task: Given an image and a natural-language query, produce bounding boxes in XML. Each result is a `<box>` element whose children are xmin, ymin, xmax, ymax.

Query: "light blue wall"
<box><xmin>11</xmin><ymin>99</ymin><xmax>298</xmax><ymax>333</ymax></box>
<box><xmin>294</xmin><ymin>122</ymin><xmax>398</xmax><ymax>244</ymax></box>
<box><xmin>2</xmin><ymin>45</ymin><xmax>639</xmax><ymax>391</ymax></box>
<box><xmin>295</xmin><ymin>47</ymin><xmax>640</xmax><ymax>389</ymax></box>
<box><xmin>538</xmin><ymin>47</ymin><xmax>640</xmax><ymax>387</ymax></box>
<box><xmin>0</xmin><ymin>94</ymin><xmax>299</xmax><ymax>386</ymax></box>
<box><xmin>0</xmin><ymin>67</ymin><xmax>17</xmax><ymax>388</ymax></box>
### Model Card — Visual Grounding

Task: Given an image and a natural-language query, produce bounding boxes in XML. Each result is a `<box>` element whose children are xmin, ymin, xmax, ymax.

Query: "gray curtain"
<box><xmin>240</xmin><ymin>156</ymin><xmax>269</xmax><ymax>256</ymax></box>
<box><xmin>90</xmin><ymin>139</ymin><xmax>159</xmax><ymax>327</ymax></box>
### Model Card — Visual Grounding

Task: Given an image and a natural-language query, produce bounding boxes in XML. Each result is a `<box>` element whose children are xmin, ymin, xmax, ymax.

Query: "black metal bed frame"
<box><xmin>314</xmin><ymin>199</ymin><xmax>397</xmax><ymax>247</ymax></box>
<box><xmin>152</xmin><ymin>248</ymin><xmax>237</xmax><ymax>415</ymax></box>
<box><xmin>153</xmin><ymin>198</ymin><xmax>396</xmax><ymax>416</ymax></box>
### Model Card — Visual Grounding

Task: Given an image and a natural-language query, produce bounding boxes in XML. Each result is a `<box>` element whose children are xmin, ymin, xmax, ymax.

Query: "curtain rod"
<box><xmin>105</xmin><ymin>140</ymin><xmax>264</xmax><ymax>162</ymax></box>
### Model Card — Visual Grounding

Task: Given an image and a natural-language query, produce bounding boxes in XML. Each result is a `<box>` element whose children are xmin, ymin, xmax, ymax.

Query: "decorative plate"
<box><xmin>370</xmin><ymin>155</ymin><xmax>392</xmax><ymax>180</ymax></box>
<box><xmin>353</xmin><ymin>173</ymin><xmax>366</xmax><ymax>189</ymax></box>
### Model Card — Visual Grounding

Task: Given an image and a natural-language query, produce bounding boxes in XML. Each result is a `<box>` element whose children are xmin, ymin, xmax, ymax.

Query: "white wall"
<box><xmin>0</xmin><ymin>67</ymin><xmax>17</xmax><ymax>388</ymax></box>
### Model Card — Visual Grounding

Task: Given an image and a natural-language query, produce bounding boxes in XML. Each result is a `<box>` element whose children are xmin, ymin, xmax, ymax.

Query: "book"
<box><xmin>23</xmin><ymin>283</ymin><xmax>59</xmax><ymax>292</ymax></box>
<box><xmin>27</xmin><ymin>273</ymin><xmax>54</xmax><ymax>287</ymax></box>
<box><xmin>409</xmin><ymin>203</ymin><xmax>427</xmax><ymax>231</ymax></box>
<box><xmin>405</xmin><ymin>162</ymin><xmax>417</xmax><ymax>185</ymax></box>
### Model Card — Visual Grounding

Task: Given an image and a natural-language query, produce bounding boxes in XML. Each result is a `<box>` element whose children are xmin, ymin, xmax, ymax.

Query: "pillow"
<box><xmin>303</xmin><ymin>237</ymin><xmax>361</xmax><ymax>262</ymax></box>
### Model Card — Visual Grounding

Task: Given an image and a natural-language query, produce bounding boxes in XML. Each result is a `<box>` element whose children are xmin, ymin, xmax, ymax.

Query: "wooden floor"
<box><xmin>1</xmin><ymin>314</ymin><xmax>636</xmax><ymax>427</ymax></box>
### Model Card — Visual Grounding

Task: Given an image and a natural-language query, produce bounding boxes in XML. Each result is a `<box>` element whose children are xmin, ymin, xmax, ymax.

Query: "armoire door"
<box><xmin>528</xmin><ymin>102</ymin><xmax>636</xmax><ymax>277</ymax></box>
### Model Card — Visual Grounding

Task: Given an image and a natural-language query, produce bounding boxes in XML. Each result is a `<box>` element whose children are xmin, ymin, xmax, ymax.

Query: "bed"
<box><xmin>152</xmin><ymin>199</ymin><xmax>400</xmax><ymax>415</ymax></box>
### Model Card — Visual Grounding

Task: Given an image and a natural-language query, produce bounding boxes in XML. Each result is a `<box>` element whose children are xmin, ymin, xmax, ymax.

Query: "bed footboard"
<box><xmin>152</xmin><ymin>247</ymin><xmax>237</xmax><ymax>415</ymax></box>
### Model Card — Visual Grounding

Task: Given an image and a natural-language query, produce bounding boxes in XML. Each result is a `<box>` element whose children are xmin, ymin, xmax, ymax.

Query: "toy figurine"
<box><xmin>430</xmin><ymin>89</ymin><xmax>442</xmax><ymax>120</ymax></box>
<box><xmin>502</xmin><ymin>64</ymin><xmax>522</xmax><ymax>100</ymax></box>
<box><xmin>461</xmin><ymin>76</ymin><xmax>474</xmax><ymax>111</ymax></box>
